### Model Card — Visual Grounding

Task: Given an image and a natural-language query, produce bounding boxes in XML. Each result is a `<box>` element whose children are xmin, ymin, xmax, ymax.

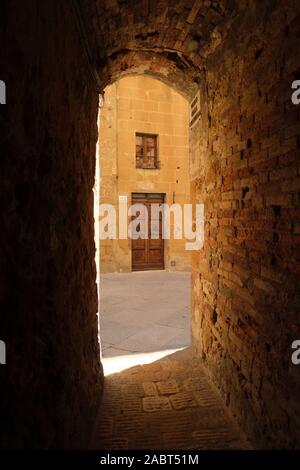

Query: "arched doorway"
<box><xmin>95</xmin><ymin>75</ymin><xmax>193</xmax><ymax>375</ymax></box>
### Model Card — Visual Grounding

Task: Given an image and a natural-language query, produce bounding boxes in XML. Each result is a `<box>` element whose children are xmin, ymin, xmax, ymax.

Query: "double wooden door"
<box><xmin>131</xmin><ymin>193</ymin><xmax>164</xmax><ymax>271</ymax></box>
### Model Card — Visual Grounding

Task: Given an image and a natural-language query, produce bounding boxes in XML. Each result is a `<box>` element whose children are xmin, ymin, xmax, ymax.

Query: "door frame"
<box><xmin>131</xmin><ymin>192</ymin><xmax>165</xmax><ymax>271</ymax></box>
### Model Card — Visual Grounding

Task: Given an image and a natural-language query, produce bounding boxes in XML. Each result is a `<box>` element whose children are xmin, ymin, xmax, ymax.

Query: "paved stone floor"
<box><xmin>94</xmin><ymin>271</ymin><xmax>250</xmax><ymax>449</ymax></box>
<box><xmin>100</xmin><ymin>271</ymin><xmax>191</xmax><ymax>374</ymax></box>
<box><xmin>91</xmin><ymin>348</ymin><xmax>250</xmax><ymax>450</ymax></box>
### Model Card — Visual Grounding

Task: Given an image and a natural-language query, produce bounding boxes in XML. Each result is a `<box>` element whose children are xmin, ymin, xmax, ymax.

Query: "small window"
<box><xmin>136</xmin><ymin>133</ymin><xmax>159</xmax><ymax>169</ymax></box>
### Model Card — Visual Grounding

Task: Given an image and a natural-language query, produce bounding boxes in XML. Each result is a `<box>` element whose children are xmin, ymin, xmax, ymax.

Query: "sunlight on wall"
<box><xmin>94</xmin><ymin>108</ymin><xmax>101</xmax><ymax>350</ymax></box>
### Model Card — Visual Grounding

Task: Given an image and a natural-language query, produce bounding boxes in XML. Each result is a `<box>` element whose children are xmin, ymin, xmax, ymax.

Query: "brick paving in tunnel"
<box><xmin>91</xmin><ymin>348</ymin><xmax>251</xmax><ymax>450</ymax></box>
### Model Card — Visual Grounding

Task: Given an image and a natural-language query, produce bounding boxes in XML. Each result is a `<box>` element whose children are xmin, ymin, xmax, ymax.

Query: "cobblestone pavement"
<box><xmin>91</xmin><ymin>348</ymin><xmax>250</xmax><ymax>450</ymax></box>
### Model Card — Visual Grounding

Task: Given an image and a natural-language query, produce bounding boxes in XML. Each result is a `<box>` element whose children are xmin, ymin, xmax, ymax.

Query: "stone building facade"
<box><xmin>99</xmin><ymin>75</ymin><xmax>191</xmax><ymax>273</ymax></box>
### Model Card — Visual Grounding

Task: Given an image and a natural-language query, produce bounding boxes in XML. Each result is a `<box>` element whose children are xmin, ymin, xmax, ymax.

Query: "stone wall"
<box><xmin>0</xmin><ymin>0</ymin><xmax>103</xmax><ymax>448</ymax></box>
<box><xmin>191</xmin><ymin>0</ymin><xmax>300</xmax><ymax>449</ymax></box>
<box><xmin>2</xmin><ymin>0</ymin><xmax>300</xmax><ymax>450</ymax></box>
<box><xmin>99</xmin><ymin>75</ymin><xmax>191</xmax><ymax>273</ymax></box>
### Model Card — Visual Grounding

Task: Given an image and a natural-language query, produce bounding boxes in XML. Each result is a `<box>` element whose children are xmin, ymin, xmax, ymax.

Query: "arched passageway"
<box><xmin>97</xmin><ymin>75</ymin><xmax>193</xmax><ymax>376</ymax></box>
<box><xmin>1</xmin><ymin>0</ymin><xmax>300</xmax><ymax>450</ymax></box>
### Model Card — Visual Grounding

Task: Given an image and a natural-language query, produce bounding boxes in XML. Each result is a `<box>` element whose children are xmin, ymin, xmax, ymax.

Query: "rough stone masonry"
<box><xmin>1</xmin><ymin>0</ymin><xmax>300</xmax><ymax>450</ymax></box>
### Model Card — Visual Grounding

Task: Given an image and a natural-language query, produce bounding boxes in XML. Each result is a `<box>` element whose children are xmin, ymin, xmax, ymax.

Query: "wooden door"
<box><xmin>131</xmin><ymin>193</ymin><xmax>164</xmax><ymax>271</ymax></box>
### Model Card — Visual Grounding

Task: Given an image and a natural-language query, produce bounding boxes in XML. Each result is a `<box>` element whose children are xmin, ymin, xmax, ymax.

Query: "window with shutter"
<box><xmin>136</xmin><ymin>133</ymin><xmax>159</xmax><ymax>169</ymax></box>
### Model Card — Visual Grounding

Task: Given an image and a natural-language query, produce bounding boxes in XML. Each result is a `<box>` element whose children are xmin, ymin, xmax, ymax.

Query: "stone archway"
<box><xmin>79</xmin><ymin>0</ymin><xmax>300</xmax><ymax>448</ymax></box>
<box><xmin>2</xmin><ymin>0</ymin><xmax>300</xmax><ymax>450</ymax></box>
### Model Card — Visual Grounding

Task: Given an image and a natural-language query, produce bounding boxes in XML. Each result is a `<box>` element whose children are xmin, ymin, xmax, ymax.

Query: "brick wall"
<box><xmin>191</xmin><ymin>0</ymin><xmax>300</xmax><ymax>448</ymax></box>
<box><xmin>1</xmin><ymin>0</ymin><xmax>103</xmax><ymax>448</ymax></box>
<box><xmin>2</xmin><ymin>0</ymin><xmax>300</xmax><ymax>449</ymax></box>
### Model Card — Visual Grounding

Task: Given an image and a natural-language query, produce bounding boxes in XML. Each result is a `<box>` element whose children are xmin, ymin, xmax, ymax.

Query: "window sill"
<box><xmin>136</xmin><ymin>166</ymin><xmax>160</xmax><ymax>170</ymax></box>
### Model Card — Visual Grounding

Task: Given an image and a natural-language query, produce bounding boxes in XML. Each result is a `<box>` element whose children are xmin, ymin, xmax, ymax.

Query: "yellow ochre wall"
<box><xmin>99</xmin><ymin>75</ymin><xmax>191</xmax><ymax>273</ymax></box>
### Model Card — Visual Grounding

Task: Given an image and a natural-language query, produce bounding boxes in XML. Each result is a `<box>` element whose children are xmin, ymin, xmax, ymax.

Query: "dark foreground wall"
<box><xmin>0</xmin><ymin>1</ymin><xmax>103</xmax><ymax>448</ymax></box>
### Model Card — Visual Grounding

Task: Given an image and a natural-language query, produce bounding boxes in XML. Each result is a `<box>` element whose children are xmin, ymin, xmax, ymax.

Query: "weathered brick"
<box><xmin>143</xmin><ymin>396</ymin><xmax>172</xmax><ymax>412</ymax></box>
